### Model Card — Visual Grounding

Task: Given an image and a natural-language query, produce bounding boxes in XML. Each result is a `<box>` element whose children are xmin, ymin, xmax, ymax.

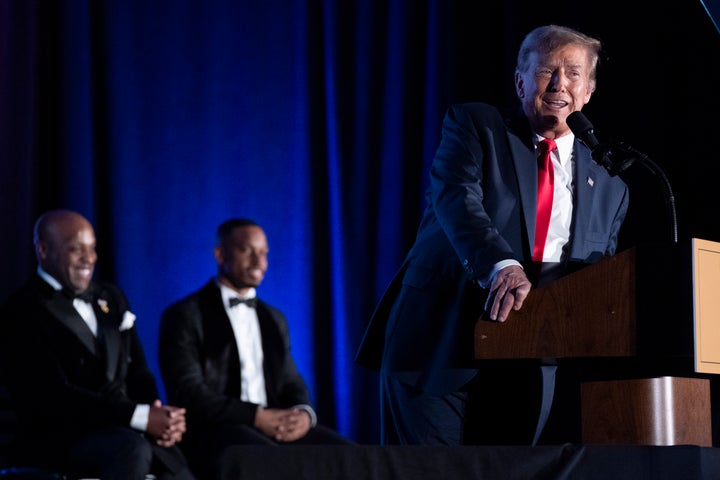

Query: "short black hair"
<box><xmin>216</xmin><ymin>218</ymin><xmax>260</xmax><ymax>244</ymax></box>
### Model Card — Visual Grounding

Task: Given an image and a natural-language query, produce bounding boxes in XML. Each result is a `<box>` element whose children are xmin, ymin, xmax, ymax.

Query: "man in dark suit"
<box><xmin>158</xmin><ymin>218</ymin><xmax>353</xmax><ymax>479</ymax></box>
<box><xmin>0</xmin><ymin>209</ymin><xmax>196</xmax><ymax>480</ymax></box>
<box><xmin>356</xmin><ymin>25</ymin><xmax>630</xmax><ymax>446</ymax></box>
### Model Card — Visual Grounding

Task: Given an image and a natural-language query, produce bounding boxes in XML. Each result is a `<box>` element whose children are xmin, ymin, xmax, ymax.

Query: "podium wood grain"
<box><xmin>581</xmin><ymin>376</ymin><xmax>712</xmax><ymax>446</ymax></box>
<box><xmin>474</xmin><ymin>248</ymin><xmax>638</xmax><ymax>360</ymax></box>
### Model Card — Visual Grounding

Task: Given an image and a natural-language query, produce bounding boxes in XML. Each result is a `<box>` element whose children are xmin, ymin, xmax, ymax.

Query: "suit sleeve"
<box><xmin>428</xmin><ymin>103</ymin><xmax>520</xmax><ymax>281</ymax></box>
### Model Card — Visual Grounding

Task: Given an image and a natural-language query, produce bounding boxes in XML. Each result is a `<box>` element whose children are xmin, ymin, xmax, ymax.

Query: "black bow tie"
<box><xmin>228</xmin><ymin>297</ymin><xmax>257</xmax><ymax>308</ymax></box>
<box><xmin>62</xmin><ymin>287</ymin><xmax>94</xmax><ymax>303</ymax></box>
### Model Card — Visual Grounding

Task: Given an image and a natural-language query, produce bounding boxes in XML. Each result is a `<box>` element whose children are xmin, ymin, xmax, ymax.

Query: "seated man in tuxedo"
<box><xmin>0</xmin><ymin>209</ymin><xmax>196</xmax><ymax>480</ymax></box>
<box><xmin>159</xmin><ymin>218</ymin><xmax>353</xmax><ymax>479</ymax></box>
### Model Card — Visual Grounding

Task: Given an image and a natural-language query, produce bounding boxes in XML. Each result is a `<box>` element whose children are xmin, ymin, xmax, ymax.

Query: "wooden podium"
<box><xmin>474</xmin><ymin>239</ymin><xmax>720</xmax><ymax>446</ymax></box>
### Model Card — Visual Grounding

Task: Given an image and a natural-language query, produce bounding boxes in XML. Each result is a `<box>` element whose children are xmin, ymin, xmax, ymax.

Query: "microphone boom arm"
<box><xmin>599</xmin><ymin>140</ymin><xmax>678</xmax><ymax>245</ymax></box>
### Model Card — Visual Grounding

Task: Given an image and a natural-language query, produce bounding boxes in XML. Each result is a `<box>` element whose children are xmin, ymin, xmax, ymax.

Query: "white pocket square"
<box><xmin>120</xmin><ymin>311</ymin><xmax>136</xmax><ymax>331</ymax></box>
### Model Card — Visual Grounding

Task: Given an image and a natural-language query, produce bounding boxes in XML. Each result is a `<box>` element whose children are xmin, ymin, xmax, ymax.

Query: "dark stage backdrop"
<box><xmin>2</xmin><ymin>0</ymin><xmax>720</xmax><ymax>444</ymax></box>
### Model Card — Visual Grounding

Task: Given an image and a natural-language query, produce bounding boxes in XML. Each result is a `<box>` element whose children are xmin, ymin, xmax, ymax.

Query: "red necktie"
<box><xmin>532</xmin><ymin>138</ymin><xmax>556</xmax><ymax>262</ymax></box>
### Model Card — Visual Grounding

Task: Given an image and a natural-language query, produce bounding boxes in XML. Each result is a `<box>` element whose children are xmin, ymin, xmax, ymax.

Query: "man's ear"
<box><xmin>515</xmin><ymin>72</ymin><xmax>525</xmax><ymax>99</ymax></box>
<box><xmin>36</xmin><ymin>241</ymin><xmax>48</xmax><ymax>261</ymax></box>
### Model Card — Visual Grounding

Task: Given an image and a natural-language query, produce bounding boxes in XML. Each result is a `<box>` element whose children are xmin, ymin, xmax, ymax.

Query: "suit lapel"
<box><xmin>508</xmin><ymin>132</ymin><xmax>537</xmax><ymax>254</ymax></box>
<box><xmin>41</xmin><ymin>286</ymin><xmax>98</xmax><ymax>356</ymax></box>
<box><xmin>502</xmin><ymin>107</ymin><xmax>537</xmax><ymax>256</ymax></box>
<box><xmin>256</xmin><ymin>303</ymin><xmax>284</xmax><ymax>402</ymax></box>
<box><xmin>569</xmin><ymin>143</ymin><xmax>603</xmax><ymax>256</ymax></box>
<box><xmin>37</xmin><ymin>277</ymin><xmax>121</xmax><ymax>377</ymax></box>
<box><xmin>203</xmin><ymin>283</ymin><xmax>238</xmax><ymax>349</ymax></box>
<box><xmin>95</xmin><ymin>302</ymin><xmax>120</xmax><ymax>380</ymax></box>
<box><xmin>202</xmin><ymin>282</ymin><xmax>243</xmax><ymax>396</ymax></box>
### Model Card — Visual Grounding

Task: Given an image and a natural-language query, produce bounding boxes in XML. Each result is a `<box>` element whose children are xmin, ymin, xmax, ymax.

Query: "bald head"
<box><xmin>34</xmin><ymin>209</ymin><xmax>97</xmax><ymax>294</ymax></box>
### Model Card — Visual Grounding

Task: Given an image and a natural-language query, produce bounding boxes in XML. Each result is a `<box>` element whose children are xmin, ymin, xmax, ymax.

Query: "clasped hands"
<box><xmin>147</xmin><ymin>399</ymin><xmax>187</xmax><ymax>447</ymax></box>
<box><xmin>254</xmin><ymin>406</ymin><xmax>312</xmax><ymax>442</ymax></box>
<box><xmin>484</xmin><ymin>264</ymin><xmax>531</xmax><ymax>322</ymax></box>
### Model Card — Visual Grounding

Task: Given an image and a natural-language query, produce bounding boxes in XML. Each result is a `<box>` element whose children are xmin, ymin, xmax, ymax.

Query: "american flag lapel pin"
<box><xmin>587</xmin><ymin>177</ymin><xmax>594</xmax><ymax>187</ymax></box>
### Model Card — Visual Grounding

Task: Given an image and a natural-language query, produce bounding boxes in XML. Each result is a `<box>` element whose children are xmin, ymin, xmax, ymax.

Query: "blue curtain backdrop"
<box><xmin>2</xmin><ymin>0</ymin><xmax>720</xmax><ymax>444</ymax></box>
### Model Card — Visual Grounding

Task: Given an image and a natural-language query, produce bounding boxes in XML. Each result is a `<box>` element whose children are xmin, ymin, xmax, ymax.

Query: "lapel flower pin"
<box><xmin>119</xmin><ymin>311</ymin><xmax>136</xmax><ymax>332</ymax></box>
<box><xmin>97</xmin><ymin>298</ymin><xmax>110</xmax><ymax>313</ymax></box>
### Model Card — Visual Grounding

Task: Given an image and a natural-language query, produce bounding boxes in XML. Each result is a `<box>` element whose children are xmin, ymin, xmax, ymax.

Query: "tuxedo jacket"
<box><xmin>0</xmin><ymin>275</ymin><xmax>160</xmax><ymax>448</ymax></box>
<box><xmin>158</xmin><ymin>280</ymin><xmax>311</xmax><ymax>436</ymax></box>
<box><xmin>356</xmin><ymin>102</ymin><xmax>630</xmax><ymax>394</ymax></box>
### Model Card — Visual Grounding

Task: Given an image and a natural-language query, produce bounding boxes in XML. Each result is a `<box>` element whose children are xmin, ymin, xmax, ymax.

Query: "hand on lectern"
<box><xmin>484</xmin><ymin>264</ymin><xmax>532</xmax><ymax>322</ymax></box>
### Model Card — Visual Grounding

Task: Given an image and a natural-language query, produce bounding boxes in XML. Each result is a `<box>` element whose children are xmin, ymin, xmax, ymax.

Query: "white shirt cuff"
<box><xmin>130</xmin><ymin>404</ymin><xmax>150</xmax><ymax>431</ymax></box>
<box><xmin>478</xmin><ymin>259</ymin><xmax>522</xmax><ymax>288</ymax></box>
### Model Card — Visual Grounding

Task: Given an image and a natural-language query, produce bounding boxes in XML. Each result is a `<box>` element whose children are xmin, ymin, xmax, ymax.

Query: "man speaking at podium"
<box><xmin>356</xmin><ymin>24</ymin><xmax>629</xmax><ymax>446</ymax></box>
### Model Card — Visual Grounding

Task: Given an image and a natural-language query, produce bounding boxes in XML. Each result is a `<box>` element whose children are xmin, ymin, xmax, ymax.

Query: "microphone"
<box><xmin>566</xmin><ymin>111</ymin><xmax>613</xmax><ymax>171</ymax></box>
<box><xmin>566</xmin><ymin>111</ymin><xmax>599</xmax><ymax>149</ymax></box>
<box><xmin>566</xmin><ymin>110</ymin><xmax>678</xmax><ymax>244</ymax></box>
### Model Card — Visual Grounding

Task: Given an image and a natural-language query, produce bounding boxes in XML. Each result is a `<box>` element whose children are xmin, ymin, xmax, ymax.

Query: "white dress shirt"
<box><xmin>481</xmin><ymin>133</ymin><xmax>575</xmax><ymax>286</ymax></box>
<box><xmin>217</xmin><ymin>280</ymin><xmax>318</xmax><ymax>426</ymax></box>
<box><xmin>539</xmin><ymin>132</ymin><xmax>574</xmax><ymax>262</ymax></box>
<box><xmin>219</xmin><ymin>283</ymin><xmax>268</xmax><ymax>407</ymax></box>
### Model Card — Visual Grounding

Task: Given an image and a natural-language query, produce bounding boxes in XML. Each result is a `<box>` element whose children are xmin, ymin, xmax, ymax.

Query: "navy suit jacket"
<box><xmin>0</xmin><ymin>275</ymin><xmax>160</xmax><ymax>448</ymax></box>
<box><xmin>356</xmin><ymin>102</ymin><xmax>629</xmax><ymax>394</ymax></box>
<box><xmin>158</xmin><ymin>280</ymin><xmax>311</xmax><ymax>436</ymax></box>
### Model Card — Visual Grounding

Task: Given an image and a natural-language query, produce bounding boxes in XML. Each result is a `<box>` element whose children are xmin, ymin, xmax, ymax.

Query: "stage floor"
<box><xmin>217</xmin><ymin>444</ymin><xmax>720</xmax><ymax>480</ymax></box>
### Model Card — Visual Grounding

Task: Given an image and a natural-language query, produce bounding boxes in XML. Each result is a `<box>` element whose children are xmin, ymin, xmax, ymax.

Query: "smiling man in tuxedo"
<box><xmin>158</xmin><ymin>218</ymin><xmax>352</xmax><ymax>479</ymax></box>
<box><xmin>0</xmin><ymin>209</ymin><xmax>195</xmax><ymax>480</ymax></box>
